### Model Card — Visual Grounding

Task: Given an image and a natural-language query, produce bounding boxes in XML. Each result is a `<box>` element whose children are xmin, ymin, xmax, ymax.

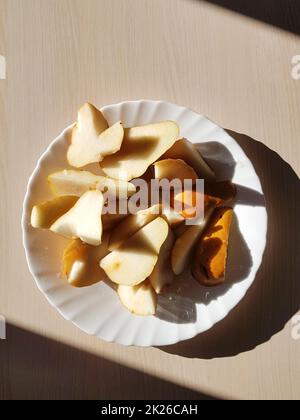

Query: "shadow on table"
<box><xmin>198</xmin><ymin>0</ymin><xmax>300</xmax><ymax>36</ymax></box>
<box><xmin>0</xmin><ymin>323</ymin><xmax>218</xmax><ymax>400</ymax></box>
<box><xmin>158</xmin><ymin>131</ymin><xmax>300</xmax><ymax>358</ymax></box>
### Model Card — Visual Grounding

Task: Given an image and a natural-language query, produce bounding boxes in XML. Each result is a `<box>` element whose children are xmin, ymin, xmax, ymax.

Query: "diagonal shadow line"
<box><xmin>198</xmin><ymin>0</ymin><xmax>300</xmax><ymax>36</ymax></box>
<box><xmin>0</xmin><ymin>323</ymin><xmax>220</xmax><ymax>400</ymax></box>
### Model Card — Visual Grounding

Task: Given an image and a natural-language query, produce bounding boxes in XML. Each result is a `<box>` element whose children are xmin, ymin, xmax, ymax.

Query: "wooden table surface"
<box><xmin>0</xmin><ymin>0</ymin><xmax>300</xmax><ymax>400</ymax></box>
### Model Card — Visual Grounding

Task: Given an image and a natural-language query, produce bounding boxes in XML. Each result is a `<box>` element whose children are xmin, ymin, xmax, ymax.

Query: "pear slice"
<box><xmin>100</xmin><ymin>217</ymin><xmax>169</xmax><ymax>286</ymax></box>
<box><xmin>108</xmin><ymin>204</ymin><xmax>183</xmax><ymax>251</ymax></box>
<box><xmin>50</xmin><ymin>190</ymin><xmax>104</xmax><ymax>245</ymax></box>
<box><xmin>62</xmin><ymin>233</ymin><xmax>110</xmax><ymax>287</ymax></box>
<box><xmin>171</xmin><ymin>205</ymin><xmax>215</xmax><ymax>275</ymax></box>
<box><xmin>192</xmin><ymin>207</ymin><xmax>233</xmax><ymax>286</ymax></box>
<box><xmin>102</xmin><ymin>198</ymin><xmax>130</xmax><ymax>231</ymax></box>
<box><xmin>48</xmin><ymin>169</ymin><xmax>136</xmax><ymax>197</ymax></box>
<box><xmin>67</xmin><ymin>103</ymin><xmax>124</xmax><ymax>168</ymax></box>
<box><xmin>31</xmin><ymin>196</ymin><xmax>78</xmax><ymax>229</ymax></box>
<box><xmin>163</xmin><ymin>138</ymin><xmax>215</xmax><ymax>181</ymax></box>
<box><xmin>149</xmin><ymin>229</ymin><xmax>175</xmax><ymax>294</ymax></box>
<box><xmin>154</xmin><ymin>159</ymin><xmax>198</xmax><ymax>183</ymax></box>
<box><xmin>108</xmin><ymin>204</ymin><xmax>161</xmax><ymax>251</ymax></box>
<box><xmin>100</xmin><ymin>121</ymin><xmax>179</xmax><ymax>181</ymax></box>
<box><xmin>117</xmin><ymin>281</ymin><xmax>157</xmax><ymax>316</ymax></box>
<box><xmin>173</xmin><ymin>222</ymin><xmax>188</xmax><ymax>238</ymax></box>
<box><xmin>161</xmin><ymin>206</ymin><xmax>185</xmax><ymax>228</ymax></box>
<box><xmin>172</xmin><ymin>190</ymin><xmax>222</xmax><ymax>219</ymax></box>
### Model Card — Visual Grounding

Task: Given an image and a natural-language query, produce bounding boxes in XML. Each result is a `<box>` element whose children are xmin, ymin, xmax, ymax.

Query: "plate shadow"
<box><xmin>156</xmin><ymin>139</ymin><xmax>263</xmax><ymax>324</ymax></box>
<box><xmin>158</xmin><ymin>131</ymin><xmax>300</xmax><ymax>358</ymax></box>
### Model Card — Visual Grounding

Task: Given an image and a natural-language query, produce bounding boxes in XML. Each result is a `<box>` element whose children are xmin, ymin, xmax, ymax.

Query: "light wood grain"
<box><xmin>0</xmin><ymin>0</ymin><xmax>299</xmax><ymax>400</ymax></box>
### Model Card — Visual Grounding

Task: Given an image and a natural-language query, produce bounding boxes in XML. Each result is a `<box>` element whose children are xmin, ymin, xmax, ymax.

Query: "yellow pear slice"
<box><xmin>100</xmin><ymin>217</ymin><xmax>169</xmax><ymax>286</ymax></box>
<box><xmin>50</xmin><ymin>190</ymin><xmax>104</xmax><ymax>245</ymax></box>
<box><xmin>161</xmin><ymin>206</ymin><xmax>185</xmax><ymax>228</ymax></box>
<box><xmin>67</xmin><ymin>103</ymin><xmax>124</xmax><ymax>168</ymax></box>
<box><xmin>171</xmin><ymin>205</ymin><xmax>215</xmax><ymax>275</ymax></box>
<box><xmin>192</xmin><ymin>207</ymin><xmax>233</xmax><ymax>286</ymax></box>
<box><xmin>31</xmin><ymin>196</ymin><xmax>78</xmax><ymax>229</ymax></box>
<box><xmin>108</xmin><ymin>204</ymin><xmax>161</xmax><ymax>251</ymax></box>
<box><xmin>108</xmin><ymin>204</ymin><xmax>183</xmax><ymax>251</ymax></box>
<box><xmin>100</xmin><ymin>121</ymin><xmax>179</xmax><ymax>181</ymax></box>
<box><xmin>163</xmin><ymin>138</ymin><xmax>215</xmax><ymax>181</ymax></box>
<box><xmin>62</xmin><ymin>234</ymin><xmax>110</xmax><ymax>287</ymax></box>
<box><xmin>149</xmin><ymin>229</ymin><xmax>175</xmax><ymax>294</ymax></box>
<box><xmin>102</xmin><ymin>198</ymin><xmax>130</xmax><ymax>231</ymax></box>
<box><xmin>117</xmin><ymin>281</ymin><xmax>157</xmax><ymax>316</ymax></box>
<box><xmin>154</xmin><ymin>158</ymin><xmax>198</xmax><ymax>183</ymax></box>
<box><xmin>48</xmin><ymin>169</ymin><xmax>136</xmax><ymax>197</ymax></box>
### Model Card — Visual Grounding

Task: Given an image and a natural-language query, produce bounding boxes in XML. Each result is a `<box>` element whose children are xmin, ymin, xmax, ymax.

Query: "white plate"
<box><xmin>22</xmin><ymin>100</ymin><xmax>267</xmax><ymax>347</ymax></box>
